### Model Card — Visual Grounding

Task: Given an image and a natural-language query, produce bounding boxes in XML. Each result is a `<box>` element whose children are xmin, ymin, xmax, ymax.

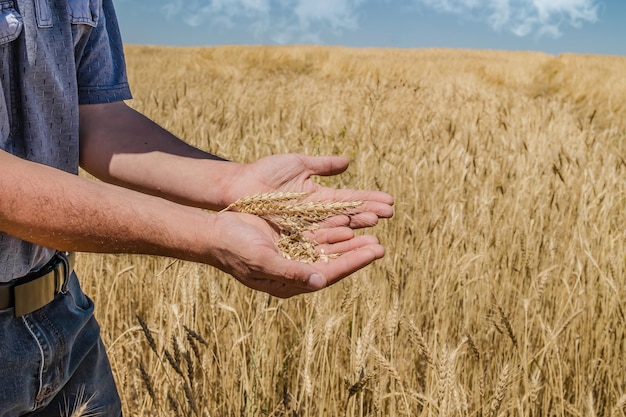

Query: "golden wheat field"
<box><xmin>76</xmin><ymin>45</ymin><xmax>626</xmax><ymax>416</ymax></box>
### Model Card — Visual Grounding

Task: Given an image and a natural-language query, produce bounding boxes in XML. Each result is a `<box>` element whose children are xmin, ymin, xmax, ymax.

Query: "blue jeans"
<box><xmin>0</xmin><ymin>272</ymin><xmax>122</xmax><ymax>416</ymax></box>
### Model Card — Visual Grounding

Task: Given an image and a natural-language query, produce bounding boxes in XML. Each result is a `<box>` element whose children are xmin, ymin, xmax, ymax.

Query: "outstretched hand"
<box><xmin>224</xmin><ymin>154</ymin><xmax>394</xmax><ymax>229</ymax></box>
<box><xmin>208</xmin><ymin>153</ymin><xmax>393</xmax><ymax>296</ymax></box>
<box><xmin>206</xmin><ymin>211</ymin><xmax>385</xmax><ymax>298</ymax></box>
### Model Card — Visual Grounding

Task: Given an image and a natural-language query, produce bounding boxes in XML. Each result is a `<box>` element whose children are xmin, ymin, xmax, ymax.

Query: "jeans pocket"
<box><xmin>67</xmin><ymin>0</ymin><xmax>101</xmax><ymax>27</ymax></box>
<box><xmin>0</xmin><ymin>1</ymin><xmax>23</xmax><ymax>43</ymax></box>
<box><xmin>65</xmin><ymin>272</ymin><xmax>94</xmax><ymax>313</ymax></box>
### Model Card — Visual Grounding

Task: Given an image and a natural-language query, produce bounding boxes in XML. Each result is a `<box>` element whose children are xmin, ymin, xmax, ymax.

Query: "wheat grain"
<box><xmin>372</xmin><ymin>347</ymin><xmax>401</xmax><ymax>383</ymax></box>
<box><xmin>172</xmin><ymin>335</ymin><xmax>182</xmax><ymax>370</ymax></box>
<box><xmin>223</xmin><ymin>192</ymin><xmax>362</xmax><ymax>262</ymax></box>
<box><xmin>221</xmin><ymin>192</ymin><xmax>308</xmax><ymax>212</ymax></box>
<box><xmin>494</xmin><ymin>302</ymin><xmax>518</xmax><ymax>349</ymax></box>
<box><xmin>137</xmin><ymin>314</ymin><xmax>158</xmax><ymax>355</ymax></box>
<box><xmin>167</xmin><ymin>392</ymin><xmax>182</xmax><ymax>417</ymax></box>
<box><xmin>186</xmin><ymin>333</ymin><xmax>202</xmax><ymax>363</ymax></box>
<box><xmin>346</xmin><ymin>369</ymin><xmax>376</xmax><ymax>398</ymax></box>
<box><xmin>183</xmin><ymin>383</ymin><xmax>199</xmax><ymax>416</ymax></box>
<box><xmin>453</xmin><ymin>385</ymin><xmax>469</xmax><ymax>417</ymax></box>
<box><xmin>488</xmin><ymin>363</ymin><xmax>513</xmax><ymax>417</ymax></box>
<box><xmin>436</xmin><ymin>346</ymin><xmax>455</xmax><ymax>417</ymax></box>
<box><xmin>403</xmin><ymin>319</ymin><xmax>434</xmax><ymax>366</ymax></box>
<box><xmin>139</xmin><ymin>361</ymin><xmax>158</xmax><ymax>407</ymax></box>
<box><xmin>183</xmin><ymin>325</ymin><xmax>208</xmax><ymax>346</ymax></box>
<box><xmin>527</xmin><ymin>371</ymin><xmax>542</xmax><ymax>408</ymax></box>
<box><xmin>385</xmin><ymin>272</ymin><xmax>400</xmax><ymax>341</ymax></box>
<box><xmin>183</xmin><ymin>350</ymin><xmax>194</xmax><ymax>385</ymax></box>
<box><xmin>611</xmin><ymin>393</ymin><xmax>626</xmax><ymax>417</ymax></box>
<box><xmin>163</xmin><ymin>345</ymin><xmax>184</xmax><ymax>378</ymax></box>
<box><xmin>464</xmin><ymin>331</ymin><xmax>480</xmax><ymax>361</ymax></box>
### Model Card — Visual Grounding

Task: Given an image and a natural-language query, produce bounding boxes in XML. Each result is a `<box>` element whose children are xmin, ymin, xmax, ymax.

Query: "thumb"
<box><xmin>272</xmin><ymin>255</ymin><xmax>328</xmax><ymax>290</ymax></box>
<box><xmin>306</xmin><ymin>272</ymin><xmax>327</xmax><ymax>290</ymax></box>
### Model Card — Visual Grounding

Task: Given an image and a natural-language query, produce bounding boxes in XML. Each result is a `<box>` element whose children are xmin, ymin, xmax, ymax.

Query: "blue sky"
<box><xmin>114</xmin><ymin>0</ymin><xmax>625</xmax><ymax>56</ymax></box>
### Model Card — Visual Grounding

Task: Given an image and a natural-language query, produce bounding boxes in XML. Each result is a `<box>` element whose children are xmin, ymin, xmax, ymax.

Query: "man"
<box><xmin>0</xmin><ymin>0</ymin><xmax>393</xmax><ymax>415</ymax></box>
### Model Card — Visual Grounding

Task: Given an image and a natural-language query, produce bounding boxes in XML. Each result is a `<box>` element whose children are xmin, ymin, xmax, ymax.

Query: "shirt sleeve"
<box><xmin>75</xmin><ymin>0</ymin><xmax>133</xmax><ymax>105</ymax></box>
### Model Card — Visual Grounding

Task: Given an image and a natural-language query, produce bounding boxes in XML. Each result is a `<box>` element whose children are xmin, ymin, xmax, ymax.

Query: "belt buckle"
<box><xmin>13</xmin><ymin>273</ymin><xmax>57</xmax><ymax>317</ymax></box>
<box><xmin>13</xmin><ymin>253</ymin><xmax>71</xmax><ymax>317</ymax></box>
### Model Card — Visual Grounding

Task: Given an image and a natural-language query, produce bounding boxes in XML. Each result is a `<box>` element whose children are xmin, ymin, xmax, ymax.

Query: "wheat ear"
<box><xmin>222</xmin><ymin>192</ymin><xmax>362</xmax><ymax>263</ymax></box>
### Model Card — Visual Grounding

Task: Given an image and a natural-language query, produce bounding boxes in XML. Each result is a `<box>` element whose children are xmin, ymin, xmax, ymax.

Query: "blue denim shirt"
<box><xmin>0</xmin><ymin>0</ymin><xmax>132</xmax><ymax>281</ymax></box>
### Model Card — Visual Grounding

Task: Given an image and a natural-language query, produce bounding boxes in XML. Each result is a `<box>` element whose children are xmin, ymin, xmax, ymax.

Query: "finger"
<box><xmin>258</xmin><ymin>253</ymin><xmax>329</xmax><ymax>292</ymax></box>
<box><xmin>306</xmin><ymin>226</ymin><xmax>354</xmax><ymax>244</ymax></box>
<box><xmin>317</xmin><ymin>215</ymin><xmax>352</xmax><ymax>229</ymax></box>
<box><xmin>315</xmin><ymin>235</ymin><xmax>380</xmax><ymax>256</ymax></box>
<box><xmin>349</xmin><ymin>190</ymin><xmax>395</xmax><ymax>207</ymax></box>
<box><xmin>248</xmin><ymin>241</ymin><xmax>384</xmax><ymax>296</ymax></box>
<box><xmin>242</xmin><ymin>276</ymin><xmax>316</xmax><ymax>298</ymax></box>
<box><xmin>316</xmin><ymin>212</ymin><xmax>381</xmax><ymax>229</ymax></box>
<box><xmin>316</xmin><ymin>189</ymin><xmax>395</xmax><ymax>208</ymax></box>
<box><xmin>301</xmin><ymin>154</ymin><xmax>350</xmax><ymax>176</ymax></box>
<box><xmin>348</xmin><ymin>212</ymin><xmax>380</xmax><ymax>229</ymax></box>
<box><xmin>358</xmin><ymin>200</ymin><xmax>395</xmax><ymax>219</ymax></box>
<box><xmin>316</xmin><ymin>244</ymin><xmax>385</xmax><ymax>287</ymax></box>
<box><xmin>306</xmin><ymin>190</ymin><xmax>394</xmax><ymax>220</ymax></box>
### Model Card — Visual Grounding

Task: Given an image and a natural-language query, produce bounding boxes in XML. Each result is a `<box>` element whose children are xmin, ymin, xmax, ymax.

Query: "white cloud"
<box><xmin>534</xmin><ymin>0</ymin><xmax>599</xmax><ymax>25</ymax></box>
<box><xmin>412</xmin><ymin>0</ymin><xmax>600</xmax><ymax>38</ymax></box>
<box><xmin>486</xmin><ymin>0</ymin><xmax>511</xmax><ymax>30</ymax></box>
<box><xmin>294</xmin><ymin>0</ymin><xmax>364</xmax><ymax>30</ymax></box>
<box><xmin>159</xmin><ymin>0</ymin><xmax>364</xmax><ymax>43</ymax></box>
<box><xmin>159</xmin><ymin>0</ymin><xmax>600</xmax><ymax>43</ymax></box>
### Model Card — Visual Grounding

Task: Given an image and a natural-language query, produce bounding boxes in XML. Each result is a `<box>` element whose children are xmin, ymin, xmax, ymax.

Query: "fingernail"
<box><xmin>308</xmin><ymin>273</ymin><xmax>326</xmax><ymax>289</ymax></box>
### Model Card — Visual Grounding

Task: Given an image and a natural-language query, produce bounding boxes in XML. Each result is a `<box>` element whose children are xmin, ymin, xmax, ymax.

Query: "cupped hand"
<box><xmin>206</xmin><ymin>211</ymin><xmax>385</xmax><ymax>298</ymax></box>
<box><xmin>225</xmin><ymin>154</ymin><xmax>394</xmax><ymax>229</ymax></box>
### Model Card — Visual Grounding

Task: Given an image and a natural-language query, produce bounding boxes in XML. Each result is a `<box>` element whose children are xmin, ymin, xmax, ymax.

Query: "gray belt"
<box><xmin>0</xmin><ymin>252</ymin><xmax>75</xmax><ymax>317</ymax></box>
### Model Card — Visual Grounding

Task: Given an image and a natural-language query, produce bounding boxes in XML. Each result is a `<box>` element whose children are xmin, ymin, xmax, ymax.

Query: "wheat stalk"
<box><xmin>223</xmin><ymin>192</ymin><xmax>362</xmax><ymax>263</ymax></box>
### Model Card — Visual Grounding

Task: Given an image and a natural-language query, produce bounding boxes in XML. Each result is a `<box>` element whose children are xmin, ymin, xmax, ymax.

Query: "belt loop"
<box><xmin>57</xmin><ymin>252</ymin><xmax>71</xmax><ymax>293</ymax></box>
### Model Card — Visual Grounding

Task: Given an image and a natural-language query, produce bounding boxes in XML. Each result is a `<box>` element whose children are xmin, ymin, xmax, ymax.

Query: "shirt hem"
<box><xmin>78</xmin><ymin>84</ymin><xmax>133</xmax><ymax>105</ymax></box>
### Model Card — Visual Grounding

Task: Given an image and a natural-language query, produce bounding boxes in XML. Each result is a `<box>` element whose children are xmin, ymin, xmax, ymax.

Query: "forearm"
<box><xmin>0</xmin><ymin>150</ymin><xmax>216</xmax><ymax>261</ymax></box>
<box><xmin>78</xmin><ymin>102</ymin><xmax>394</xmax><ymax>227</ymax></box>
<box><xmin>79</xmin><ymin>101</ymin><xmax>243</xmax><ymax>211</ymax></box>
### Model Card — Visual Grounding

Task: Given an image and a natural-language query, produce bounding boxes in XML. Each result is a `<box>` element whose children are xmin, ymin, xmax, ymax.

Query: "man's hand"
<box><xmin>204</xmin><ymin>211</ymin><xmax>385</xmax><ymax>298</ymax></box>
<box><xmin>224</xmin><ymin>154</ymin><xmax>394</xmax><ymax>229</ymax></box>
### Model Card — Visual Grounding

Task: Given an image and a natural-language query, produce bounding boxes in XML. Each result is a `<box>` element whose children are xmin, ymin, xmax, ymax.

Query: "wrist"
<box><xmin>162</xmin><ymin>208</ymin><xmax>219</xmax><ymax>264</ymax></box>
<box><xmin>209</xmin><ymin>161</ymin><xmax>248</xmax><ymax>209</ymax></box>
<box><xmin>196</xmin><ymin>160</ymin><xmax>247</xmax><ymax>211</ymax></box>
